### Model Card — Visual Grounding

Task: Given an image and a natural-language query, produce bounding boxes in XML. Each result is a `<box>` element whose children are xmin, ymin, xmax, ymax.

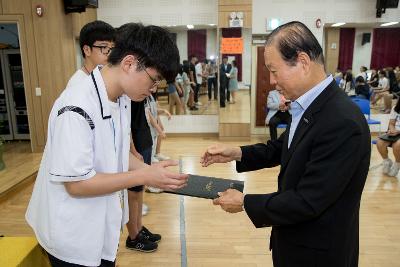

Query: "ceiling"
<box><xmin>324</xmin><ymin>22</ymin><xmax>399</xmax><ymax>28</ymax></box>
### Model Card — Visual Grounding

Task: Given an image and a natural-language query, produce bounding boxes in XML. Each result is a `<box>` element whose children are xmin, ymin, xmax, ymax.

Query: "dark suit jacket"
<box><xmin>238</xmin><ymin>81</ymin><xmax>370</xmax><ymax>267</ymax></box>
<box><xmin>219</xmin><ymin>63</ymin><xmax>232</xmax><ymax>83</ymax></box>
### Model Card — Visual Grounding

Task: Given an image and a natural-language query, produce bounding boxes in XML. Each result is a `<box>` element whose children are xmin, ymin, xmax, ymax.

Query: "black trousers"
<box><xmin>219</xmin><ymin>79</ymin><xmax>230</xmax><ymax>107</ymax></box>
<box><xmin>194</xmin><ymin>83</ymin><xmax>200</xmax><ymax>103</ymax></box>
<box><xmin>207</xmin><ymin>77</ymin><xmax>217</xmax><ymax>100</ymax></box>
<box><xmin>268</xmin><ymin>111</ymin><xmax>291</xmax><ymax>140</ymax></box>
<box><xmin>47</xmin><ymin>253</ymin><xmax>115</xmax><ymax>267</ymax></box>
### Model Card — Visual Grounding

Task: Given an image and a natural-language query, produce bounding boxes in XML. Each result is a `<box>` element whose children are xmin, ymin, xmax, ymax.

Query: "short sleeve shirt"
<box><xmin>390</xmin><ymin>108</ymin><xmax>400</xmax><ymax>131</ymax></box>
<box><xmin>26</xmin><ymin>67</ymin><xmax>131</xmax><ymax>266</ymax></box>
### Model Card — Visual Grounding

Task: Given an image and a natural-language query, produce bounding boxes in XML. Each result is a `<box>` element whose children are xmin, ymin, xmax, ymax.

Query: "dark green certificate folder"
<box><xmin>165</xmin><ymin>174</ymin><xmax>244</xmax><ymax>199</ymax></box>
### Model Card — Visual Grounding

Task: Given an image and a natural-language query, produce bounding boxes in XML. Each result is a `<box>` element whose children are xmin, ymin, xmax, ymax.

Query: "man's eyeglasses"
<box><xmin>137</xmin><ymin>60</ymin><xmax>162</xmax><ymax>89</ymax></box>
<box><xmin>92</xmin><ymin>45</ymin><xmax>114</xmax><ymax>55</ymax></box>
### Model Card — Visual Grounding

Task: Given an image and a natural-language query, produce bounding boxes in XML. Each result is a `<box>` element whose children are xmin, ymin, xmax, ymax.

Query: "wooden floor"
<box><xmin>158</xmin><ymin>93</ymin><xmax>219</xmax><ymax>115</ymax></box>
<box><xmin>1</xmin><ymin>136</ymin><xmax>400</xmax><ymax>267</ymax></box>
<box><xmin>0</xmin><ymin>141</ymin><xmax>41</xmax><ymax>197</ymax></box>
<box><xmin>219</xmin><ymin>90</ymin><xmax>251</xmax><ymax>124</ymax></box>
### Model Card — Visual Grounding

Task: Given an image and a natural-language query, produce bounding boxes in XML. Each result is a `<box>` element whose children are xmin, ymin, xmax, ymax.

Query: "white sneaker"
<box><xmin>382</xmin><ymin>158</ymin><xmax>393</xmax><ymax>174</ymax></box>
<box><xmin>146</xmin><ymin>186</ymin><xmax>164</xmax><ymax>193</ymax></box>
<box><xmin>151</xmin><ymin>157</ymin><xmax>159</xmax><ymax>163</ymax></box>
<box><xmin>155</xmin><ymin>153</ymin><xmax>170</xmax><ymax>161</ymax></box>
<box><xmin>195</xmin><ymin>101</ymin><xmax>202</xmax><ymax>106</ymax></box>
<box><xmin>388</xmin><ymin>162</ymin><xmax>400</xmax><ymax>177</ymax></box>
<box><xmin>142</xmin><ymin>203</ymin><xmax>149</xmax><ymax>216</ymax></box>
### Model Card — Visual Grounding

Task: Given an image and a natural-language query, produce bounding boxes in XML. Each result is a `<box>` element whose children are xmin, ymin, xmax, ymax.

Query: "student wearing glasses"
<box><xmin>25</xmin><ymin>23</ymin><xmax>188</xmax><ymax>267</ymax></box>
<box><xmin>66</xmin><ymin>20</ymin><xmax>115</xmax><ymax>88</ymax></box>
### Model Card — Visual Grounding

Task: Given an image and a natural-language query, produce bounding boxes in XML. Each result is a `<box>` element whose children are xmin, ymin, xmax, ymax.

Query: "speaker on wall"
<box><xmin>362</xmin><ymin>33</ymin><xmax>371</xmax><ymax>45</ymax></box>
<box><xmin>64</xmin><ymin>0</ymin><xmax>98</xmax><ymax>14</ymax></box>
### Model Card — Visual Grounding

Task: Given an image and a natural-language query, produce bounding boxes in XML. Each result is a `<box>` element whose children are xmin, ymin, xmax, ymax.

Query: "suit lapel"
<box><xmin>281</xmin><ymin>117</ymin><xmax>291</xmax><ymax>162</ymax></box>
<box><xmin>281</xmin><ymin>113</ymin><xmax>314</xmax><ymax>169</ymax></box>
<box><xmin>280</xmin><ymin>80</ymin><xmax>339</xmax><ymax>170</ymax></box>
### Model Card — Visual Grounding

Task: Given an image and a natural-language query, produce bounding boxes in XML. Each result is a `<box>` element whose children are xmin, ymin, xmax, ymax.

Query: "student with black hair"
<box><xmin>357</xmin><ymin>66</ymin><xmax>368</xmax><ymax>81</ymax></box>
<box><xmin>182</xmin><ymin>60</ymin><xmax>194</xmax><ymax>113</ymax></box>
<box><xmin>67</xmin><ymin>20</ymin><xmax>115</xmax><ymax>87</ymax></box>
<box><xmin>354</xmin><ymin>76</ymin><xmax>370</xmax><ymax>99</ymax></box>
<box><xmin>26</xmin><ymin>23</ymin><xmax>188</xmax><ymax>267</ymax></box>
<box><xmin>219</xmin><ymin>56</ymin><xmax>231</xmax><ymax>107</ymax></box>
<box><xmin>126</xmin><ymin>99</ymin><xmax>161</xmax><ymax>253</ymax></box>
<box><xmin>188</xmin><ymin>56</ymin><xmax>199</xmax><ymax>110</ymax></box>
<box><xmin>377</xmin><ymin>98</ymin><xmax>400</xmax><ymax>177</ymax></box>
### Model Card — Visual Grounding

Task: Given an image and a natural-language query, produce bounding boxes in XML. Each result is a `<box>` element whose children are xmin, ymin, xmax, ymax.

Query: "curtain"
<box><xmin>370</xmin><ymin>28</ymin><xmax>400</xmax><ymax>70</ymax></box>
<box><xmin>222</xmin><ymin>28</ymin><xmax>242</xmax><ymax>81</ymax></box>
<box><xmin>338</xmin><ymin>28</ymin><xmax>355</xmax><ymax>71</ymax></box>
<box><xmin>187</xmin><ymin>30</ymin><xmax>207</xmax><ymax>61</ymax></box>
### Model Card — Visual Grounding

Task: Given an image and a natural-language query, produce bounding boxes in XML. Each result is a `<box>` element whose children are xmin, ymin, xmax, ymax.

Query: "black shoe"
<box><xmin>126</xmin><ymin>233</ymin><xmax>158</xmax><ymax>252</ymax></box>
<box><xmin>140</xmin><ymin>226</ymin><xmax>162</xmax><ymax>243</ymax></box>
<box><xmin>190</xmin><ymin>106</ymin><xmax>199</xmax><ymax>111</ymax></box>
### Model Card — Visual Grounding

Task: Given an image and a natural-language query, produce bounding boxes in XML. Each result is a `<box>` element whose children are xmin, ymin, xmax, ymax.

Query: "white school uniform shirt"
<box><xmin>195</xmin><ymin>63</ymin><xmax>203</xmax><ymax>84</ymax></box>
<box><xmin>390</xmin><ymin>108</ymin><xmax>400</xmax><ymax>131</ymax></box>
<box><xmin>66</xmin><ymin>69</ymin><xmax>88</xmax><ymax>88</ymax></box>
<box><xmin>25</xmin><ymin>66</ymin><xmax>130</xmax><ymax>266</ymax></box>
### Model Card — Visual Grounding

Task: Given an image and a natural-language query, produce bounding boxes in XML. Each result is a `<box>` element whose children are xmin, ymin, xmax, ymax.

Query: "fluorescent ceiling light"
<box><xmin>381</xmin><ymin>22</ymin><xmax>399</xmax><ymax>26</ymax></box>
<box><xmin>208</xmin><ymin>24</ymin><xmax>216</xmax><ymax>26</ymax></box>
<box><xmin>270</xmin><ymin>18</ymin><xmax>280</xmax><ymax>30</ymax></box>
<box><xmin>332</xmin><ymin>22</ymin><xmax>346</xmax><ymax>27</ymax></box>
<box><xmin>187</xmin><ymin>25</ymin><xmax>194</xmax><ymax>29</ymax></box>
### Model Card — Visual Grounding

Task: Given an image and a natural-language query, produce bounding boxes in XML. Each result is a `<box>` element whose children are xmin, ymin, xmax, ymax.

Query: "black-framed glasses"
<box><xmin>138</xmin><ymin>60</ymin><xmax>162</xmax><ymax>88</ymax></box>
<box><xmin>91</xmin><ymin>45</ymin><xmax>114</xmax><ymax>55</ymax></box>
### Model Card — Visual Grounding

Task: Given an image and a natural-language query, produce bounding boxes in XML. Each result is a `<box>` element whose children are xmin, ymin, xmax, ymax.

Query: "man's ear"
<box><xmin>120</xmin><ymin>55</ymin><xmax>137</xmax><ymax>72</ymax></box>
<box><xmin>297</xmin><ymin>52</ymin><xmax>311</xmax><ymax>73</ymax></box>
<box><xmin>83</xmin><ymin>45</ymin><xmax>91</xmax><ymax>57</ymax></box>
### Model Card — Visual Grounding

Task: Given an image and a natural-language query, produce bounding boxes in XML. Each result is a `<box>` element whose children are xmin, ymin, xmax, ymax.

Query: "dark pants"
<box><xmin>271</xmin><ymin>237</ymin><xmax>329</xmax><ymax>267</ymax></box>
<box><xmin>207</xmin><ymin>77</ymin><xmax>217</xmax><ymax>100</ymax></box>
<box><xmin>219</xmin><ymin>79</ymin><xmax>230</xmax><ymax>107</ymax></box>
<box><xmin>268</xmin><ymin>111</ymin><xmax>291</xmax><ymax>140</ymax></box>
<box><xmin>128</xmin><ymin>146</ymin><xmax>152</xmax><ymax>192</ymax></box>
<box><xmin>47</xmin><ymin>253</ymin><xmax>115</xmax><ymax>267</ymax></box>
<box><xmin>194</xmin><ymin>83</ymin><xmax>200</xmax><ymax>103</ymax></box>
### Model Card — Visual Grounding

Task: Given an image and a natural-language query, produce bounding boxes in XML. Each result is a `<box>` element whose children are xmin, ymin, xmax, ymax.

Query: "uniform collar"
<box><xmin>91</xmin><ymin>66</ymin><xmax>111</xmax><ymax>119</ymax></box>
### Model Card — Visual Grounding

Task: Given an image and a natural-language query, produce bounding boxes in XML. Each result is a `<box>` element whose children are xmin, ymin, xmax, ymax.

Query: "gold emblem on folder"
<box><xmin>205</xmin><ymin>181</ymin><xmax>213</xmax><ymax>192</ymax></box>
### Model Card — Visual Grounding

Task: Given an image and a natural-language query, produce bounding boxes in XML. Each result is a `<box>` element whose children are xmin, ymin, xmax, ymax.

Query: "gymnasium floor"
<box><xmin>0</xmin><ymin>135</ymin><xmax>399</xmax><ymax>267</ymax></box>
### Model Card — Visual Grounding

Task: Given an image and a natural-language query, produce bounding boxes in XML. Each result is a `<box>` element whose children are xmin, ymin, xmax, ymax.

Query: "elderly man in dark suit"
<box><xmin>219</xmin><ymin>56</ymin><xmax>232</xmax><ymax>107</ymax></box>
<box><xmin>201</xmin><ymin>21</ymin><xmax>370</xmax><ymax>267</ymax></box>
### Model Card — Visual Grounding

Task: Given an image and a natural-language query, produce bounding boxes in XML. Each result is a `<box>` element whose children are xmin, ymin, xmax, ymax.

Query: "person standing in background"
<box><xmin>219</xmin><ymin>56</ymin><xmax>232</xmax><ymax>107</ymax></box>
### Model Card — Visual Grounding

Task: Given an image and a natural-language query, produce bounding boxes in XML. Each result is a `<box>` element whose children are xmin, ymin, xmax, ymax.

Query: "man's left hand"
<box><xmin>213</xmin><ymin>189</ymin><xmax>244</xmax><ymax>213</ymax></box>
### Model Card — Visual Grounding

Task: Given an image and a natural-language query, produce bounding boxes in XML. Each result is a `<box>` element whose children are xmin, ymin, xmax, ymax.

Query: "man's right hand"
<box><xmin>140</xmin><ymin>160</ymin><xmax>188</xmax><ymax>191</ymax></box>
<box><xmin>200</xmin><ymin>143</ymin><xmax>242</xmax><ymax>167</ymax></box>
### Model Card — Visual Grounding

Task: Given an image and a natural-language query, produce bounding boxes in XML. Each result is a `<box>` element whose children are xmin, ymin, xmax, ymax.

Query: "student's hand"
<box><xmin>132</xmin><ymin>150</ymin><xmax>144</xmax><ymax>162</ymax></box>
<box><xmin>388</xmin><ymin>129</ymin><xmax>398</xmax><ymax>136</ymax></box>
<box><xmin>213</xmin><ymin>189</ymin><xmax>244</xmax><ymax>213</ymax></box>
<box><xmin>164</xmin><ymin>110</ymin><xmax>172</xmax><ymax>120</ymax></box>
<box><xmin>160</xmin><ymin>132</ymin><xmax>167</xmax><ymax>139</ymax></box>
<box><xmin>144</xmin><ymin>160</ymin><xmax>188</xmax><ymax>190</ymax></box>
<box><xmin>200</xmin><ymin>143</ymin><xmax>242</xmax><ymax>167</ymax></box>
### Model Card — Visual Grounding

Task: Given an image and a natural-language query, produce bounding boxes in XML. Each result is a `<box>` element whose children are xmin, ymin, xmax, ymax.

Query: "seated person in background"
<box><xmin>368</xmin><ymin>69</ymin><xmax>379</xmax><ymax>87</ymax></box>
<box><xmin>339</xmin><ymin>71</ymin><xmax>354</xmax><ymax>94</ymax></box>
<box><xmin>265</xmin><ymin>89</ymin><xmax>291</xmax><ymax>140</ymax></box>
<box><xmin>354</xmin><ymin>76</ymin><xmax>370</xmax><ymax>99</ymax></box>
<box><xmin>334</xmin><ymin>70</ymin><xmax>343</xmax><ymax>86</ymax></box>
<box><xmin>376</xmin><ymin>99</ymin><xmax>400</xmax><ymax>177</ymax></box>
<box><xmin>371</xmin><ymin>70</ymin><xmax>391</xmax><ymax>113</ymax></box>
<box><xmin>357</xmin><ymin>66</ymin><xmax>368</xmax><ymax>81</ymax></box>
<box><xmin>383</xmin><ymin>69</ymin><xmax>400</xmax><ymax>113</ymax></box>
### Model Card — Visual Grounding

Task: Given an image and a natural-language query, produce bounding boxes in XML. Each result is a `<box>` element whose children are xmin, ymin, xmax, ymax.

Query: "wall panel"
<box><xmin>1</xmin><ymin>0</ymin><xmax>96</xmax><ymax>152</ymax></box>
